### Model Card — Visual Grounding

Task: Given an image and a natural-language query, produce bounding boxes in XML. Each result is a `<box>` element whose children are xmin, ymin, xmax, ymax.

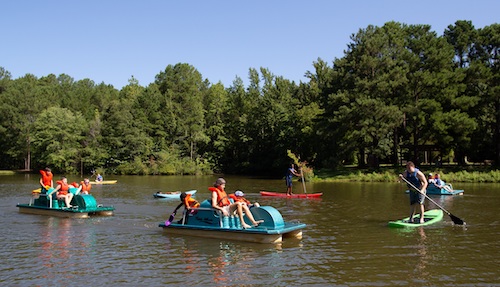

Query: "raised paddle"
<box><xmin>400</xmin><ymin>176</ymin><xmax>466</xmax><ymax>225</ymax></box>
<box><xmin>164</xmin><ymin>202</ymin><xmax>184</xmax><ymax>226</ymax></box>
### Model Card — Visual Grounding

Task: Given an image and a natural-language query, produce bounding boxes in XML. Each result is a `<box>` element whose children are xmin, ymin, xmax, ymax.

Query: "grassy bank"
<box><xmin>314</xmin><ymin>165</ymin><xmax>500</xmax><ymax>183</ymax></box>
<box><xmin>0</xmin><ymin>170</ymin><xmax>16</xmax><ymax>175</ymax></box>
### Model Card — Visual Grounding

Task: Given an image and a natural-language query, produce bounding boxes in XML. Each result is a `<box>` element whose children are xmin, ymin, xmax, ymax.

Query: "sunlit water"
<box><xmin>1</xmin><ymin>174</ymin><xmax>498</xmax><ymax>286</ymax></box>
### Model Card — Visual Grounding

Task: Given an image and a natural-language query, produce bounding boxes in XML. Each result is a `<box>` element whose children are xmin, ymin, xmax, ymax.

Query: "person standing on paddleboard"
<box><xmin>286</xmin><ymin>164</ymin><xmax>301</xmax><ymax>196</ymax></box>
<box><xmin>400</xmin><ymin>161</ymin><xmax>428</xmax><ymax>224</ymax></box>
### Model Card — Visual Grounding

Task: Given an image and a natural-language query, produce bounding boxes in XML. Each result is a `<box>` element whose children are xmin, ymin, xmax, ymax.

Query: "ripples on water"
<box><xmin>1</xmin><ymin>176</ymin><xmax>499</xmax><ymax>286</ymax></box>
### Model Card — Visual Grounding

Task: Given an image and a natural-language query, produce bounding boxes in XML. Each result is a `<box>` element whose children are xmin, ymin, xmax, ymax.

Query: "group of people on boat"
<box><xmin>427</xmin><ymin>173</ymin><xmax>453</xmax><ymax>192</ymax></box>
<box><xmin>39</xmin><ymin>167</ymin><xmax>93</xmax><ymax>208</ymax></box>
<box><xmin>209</xmin><ymin>177</ymin><xmax>263</xmax><ymax>229</ymax></box>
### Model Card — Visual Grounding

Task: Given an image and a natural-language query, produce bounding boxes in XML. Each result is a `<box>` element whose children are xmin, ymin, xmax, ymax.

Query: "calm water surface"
<box><xmin>0</xmin><ymin>174</ymin><xmax>499</xmax><ymax>286</ymax></box>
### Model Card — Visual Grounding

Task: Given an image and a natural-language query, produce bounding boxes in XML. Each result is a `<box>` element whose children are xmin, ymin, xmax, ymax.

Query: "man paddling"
<box><xmin>400</xmin><ymin>161</ymin><xmax>428</xmax><ymax>224</ymax></box>
<box><xmin>285</xmin><ymin>164</ymin><xmax>301</xmax><ymax>196</ymax></box>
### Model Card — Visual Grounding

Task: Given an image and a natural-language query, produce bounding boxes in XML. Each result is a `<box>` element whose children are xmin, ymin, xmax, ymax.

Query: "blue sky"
<box><xmin>2</xmin><ymin>0</ymin><xmax>499</xmax><ymax>89</ymax></box>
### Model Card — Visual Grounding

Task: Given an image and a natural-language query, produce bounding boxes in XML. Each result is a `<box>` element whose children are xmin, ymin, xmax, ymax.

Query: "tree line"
<box><xmin>0</xmin><ymin>20</ymin><xmax>498</xmax><ymax>176</ymax></box>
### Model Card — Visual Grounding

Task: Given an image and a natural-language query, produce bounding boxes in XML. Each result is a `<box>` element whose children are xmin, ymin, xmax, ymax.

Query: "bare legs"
<box><xmin>409</xmin><ymin>203</ymin><xmax>425</xmax><ymax>224</ymax></box>
<box><xmin>57</xmin><ymin>193</ymin><xmax>74</xmax><ymax>208</ymax></box>
<box><xmin>231</xmin><ymin>202</ymin><xmax>263</xmax><ymax>229</ymax></box>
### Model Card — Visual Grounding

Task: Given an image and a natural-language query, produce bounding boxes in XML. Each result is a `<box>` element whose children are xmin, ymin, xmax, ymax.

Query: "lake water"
<box><xmin>0</xmin><ymin>174</ymin><xmax>499</xmax><ymax>286</ymax></box>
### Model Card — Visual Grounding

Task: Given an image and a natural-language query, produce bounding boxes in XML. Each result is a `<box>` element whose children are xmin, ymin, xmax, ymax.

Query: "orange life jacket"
<box><xmin>209</xmin><ymin>187</ymin><xmax>231</xmax><ymax>207</ymax></box>
<box><xmin>80</xmin><ymin>181</ymin><xmax>92</xmax><ymax>192</ymax></box>
<box><xmin>40</xmin><ymin>170</ymin><xmax>53</xmax><ymax>187</ymax></box>
<box><xmin>183</xmin><ymin>194</ymin><xmax>200</xmax><ymax>209</ymax></box>
<box><xmin>56</xmin><ymin>180</ymin><xmax>69</xmax><ymax>195</ymax></box>
<box><xmin>229</xmin><ymin>194</ymin><xmax>251</xmax><ymax>205</ymax></box>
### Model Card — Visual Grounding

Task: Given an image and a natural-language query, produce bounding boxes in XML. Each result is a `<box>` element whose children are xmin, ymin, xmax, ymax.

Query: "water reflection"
<box><xmin>39</xmin><ymin>218</ymin><xmax>75</xmax><ymax>282</ymax></box>
<box><xmin>414</xmin><ymin>227</ymin><xmax>429</xmax><ymax>279</ymax></box>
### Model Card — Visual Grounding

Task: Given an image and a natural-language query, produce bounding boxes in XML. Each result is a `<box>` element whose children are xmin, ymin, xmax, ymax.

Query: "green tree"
<box><xmin>155</xmin><ymin>63</ymin><xmax>209</xmax><ymax>160</ymax></box>
<box><xmin>32</xmin><ymin>107</ymin><xmax>86</xmax><ymax>173</ymax></box>
<box><xmin>0</xmin><ymin>74</ymin><xmax>45</xmax><ymax>170</ymax></box>
<box><xmin>200</xmin><ymin>82</ymin><xmax>228</xmax><ymax>170</ymax></box>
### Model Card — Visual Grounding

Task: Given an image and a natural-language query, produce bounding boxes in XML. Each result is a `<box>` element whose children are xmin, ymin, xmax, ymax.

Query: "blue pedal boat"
<box><xmin>426</xmin><ymin>184</ymin><xmax>464</xmax><ymax>195</ymax></box>
<box><xmin>17</xmin><ymin>187</ymin><xmax>115</xmax><ymax>218</ymax></box>
<box><xmin>159</xmin><ymin>199</ymin><xmax>306</xmax><ymax>244</ymax></box>
<box><xmin>405</xmin><ymin>184</ymin><xmax>464</xmax><ymax>195</ymax></box>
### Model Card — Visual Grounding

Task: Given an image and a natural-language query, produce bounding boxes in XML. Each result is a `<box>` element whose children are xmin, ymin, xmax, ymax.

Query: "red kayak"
<box><xmin>260</xmin><ymin>191</ymin><xmax>323</xmax><ymax>198</ymax></box>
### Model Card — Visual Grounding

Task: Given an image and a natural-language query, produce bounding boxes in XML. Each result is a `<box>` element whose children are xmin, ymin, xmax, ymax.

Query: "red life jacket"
<box><xmin>229</xmin><ymin>194</ymin><xmax>250</xmax><ymax>205</ymax></box>
<box><xmin>209</xmin><ymin>187</ymin><xmax>230</xmax><ymax>207</ymax></box>
<box><xmin>80</xmin><ymin>181</ymin><xmax>92</xmax><ymax>192</ymax></box>
<box><xmin>40</xmin><ymin>170</ymin><xmax>53</xmax><ymax>187</ymax></box>
<box><xmin>56</xmin><ymin>180</ymin><xmax>69</xmax><ymax>195</ymax></box>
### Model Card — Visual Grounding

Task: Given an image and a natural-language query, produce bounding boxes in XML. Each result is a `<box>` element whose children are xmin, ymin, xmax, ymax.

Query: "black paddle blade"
<box><xmin>449</xmin><ymin>213</ymin><xmax>466</xmax><ymax>225</ymax></box>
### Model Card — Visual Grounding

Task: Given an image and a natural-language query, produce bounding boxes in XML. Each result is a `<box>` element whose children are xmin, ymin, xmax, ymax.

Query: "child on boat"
<box><xmin>433</xmin><ymin>173</ymin><xmax>453</xmax><ymax>192</ymax></box>
<box><xmin>229</xmin><ymin>190</ymin><xmax>260</xmax><ymax>208</ymax></box>
<box><xmin>180</xmin><ymin>191</ymin><xmax>200</xmax><ymax>211</ymax></box>
<box><xmin>80</xmin><ymin>178</ymin><xmax>92</xmax><ymax>194</ymax></box>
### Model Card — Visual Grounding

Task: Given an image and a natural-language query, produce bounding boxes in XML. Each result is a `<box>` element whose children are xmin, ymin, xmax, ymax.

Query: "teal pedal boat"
<box><xmin>17</xmin><ymin>187</ymin><xmax>115</xmax><ymax>218</ymax></box>
<box><xmin>405</xmin><ymin>185</ymin><xmax>464</xmax><ymax>195</ymax></box>
<box><xmin>425</xmin><ymin>184</ymin><xmax>464</xmax><ymax>195</ymax></box>
<box><xmin>159</xmin><ymin>199</ymin><xmax>306</xmax><ymax>244</ymax></box>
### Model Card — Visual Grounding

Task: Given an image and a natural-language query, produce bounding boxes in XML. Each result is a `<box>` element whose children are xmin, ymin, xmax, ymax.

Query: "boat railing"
<box><xmin>36</xmin><ymin>189</ymin><xmax>57</xmax><ymax>208</ymax></box>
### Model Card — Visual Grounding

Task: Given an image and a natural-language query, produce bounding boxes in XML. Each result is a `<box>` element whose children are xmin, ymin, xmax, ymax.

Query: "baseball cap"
<box><xmin>235</xmin><ymin>190</ymin><xmax>245</xmax><ymax>197</ymax></box>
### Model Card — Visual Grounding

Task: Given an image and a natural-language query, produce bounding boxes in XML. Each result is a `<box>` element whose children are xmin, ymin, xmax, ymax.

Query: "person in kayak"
<box><xmin>400</xmin><ymin>161</ymin><xmax>428</xmax><ymax>224</ymax></box>
<box><xmin>210</xmin><ymin>177</ymin><xmax>263</xmax><ymax>229</ymax></box>
<box><xmin>285</xmin><ymin>164</ymin><xmax>301</xmax><ymax>196</ymax></box>
<box><xmin>96</xmin><ymin>173</ymin><xmax>103</xmax><ymax>182</ymax></box>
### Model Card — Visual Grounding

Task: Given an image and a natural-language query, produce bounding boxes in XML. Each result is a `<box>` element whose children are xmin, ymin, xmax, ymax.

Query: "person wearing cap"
<box><xmin>427</xmin><ymin>173</ymin><xmax>435</xmax><ymax>184</ymax></box>
<box><xmin>209</xmin><ymin>177</ymin><xmax>263</xmax><ymax>229</ymax></box>
<box><xmin>229</xmin><ymin>190</ymin><xmax>260</xmax><ymax>208</ymax></box>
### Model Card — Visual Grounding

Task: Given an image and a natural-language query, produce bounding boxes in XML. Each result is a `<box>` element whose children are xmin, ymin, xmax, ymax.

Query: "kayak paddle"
<box><xmin>401</xmin><ymin>176</ymin><xmax>466</xmax><ymax>225</ymax></box>
<box><xmin>164</xmin><ymin>202</ymin><xmax>184</xmax><ymax>226</ymax></box>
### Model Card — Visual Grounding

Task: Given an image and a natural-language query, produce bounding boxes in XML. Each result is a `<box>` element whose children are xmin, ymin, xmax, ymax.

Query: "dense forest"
<box><xmin>0</xmin><ymin>20</ymin><xmax>498</xmax><ymax>176</ymax></box>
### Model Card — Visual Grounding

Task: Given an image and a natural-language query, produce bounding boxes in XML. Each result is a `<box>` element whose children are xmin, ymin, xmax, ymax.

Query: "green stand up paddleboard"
<box><xmin>388</xmin><ymin>209</ymin><xmax>444</xmax><ymax>228</ymax></box>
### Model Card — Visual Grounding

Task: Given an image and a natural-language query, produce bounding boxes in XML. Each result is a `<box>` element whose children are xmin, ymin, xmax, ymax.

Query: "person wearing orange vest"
<box><xmin>229</xmin><ymin>190</ymin><xmax>260</xmax><ymax>208</ymax></box>
<box><xmin>181</xmin><ymin>192</ymin><xmax>200</xmax><ymax>209</ymax></box>
<box><xmin>80</xmin><ymin>178</ymin><xmax>92</xmax><ymax>195</ymax></box>
<box><xmin>39</xmin><ymin>167</ymin><xmax>53</xmax><ymax>190</ymax></box>
<box><xmin>53</xmin><ymin>176</ymin><xmax>75</xmax><ymax>208</ymax></box>
<box><xmin>210</xmin><ymin>177</ymin><xmax>263</xmax><ymax>229</ymax></box>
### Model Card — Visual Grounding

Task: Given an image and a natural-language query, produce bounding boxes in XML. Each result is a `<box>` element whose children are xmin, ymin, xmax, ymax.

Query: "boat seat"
<box><xmin>35</xmin><ymin>188</ymin><xmax>57</xmax><ymax>207</ymax></box>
